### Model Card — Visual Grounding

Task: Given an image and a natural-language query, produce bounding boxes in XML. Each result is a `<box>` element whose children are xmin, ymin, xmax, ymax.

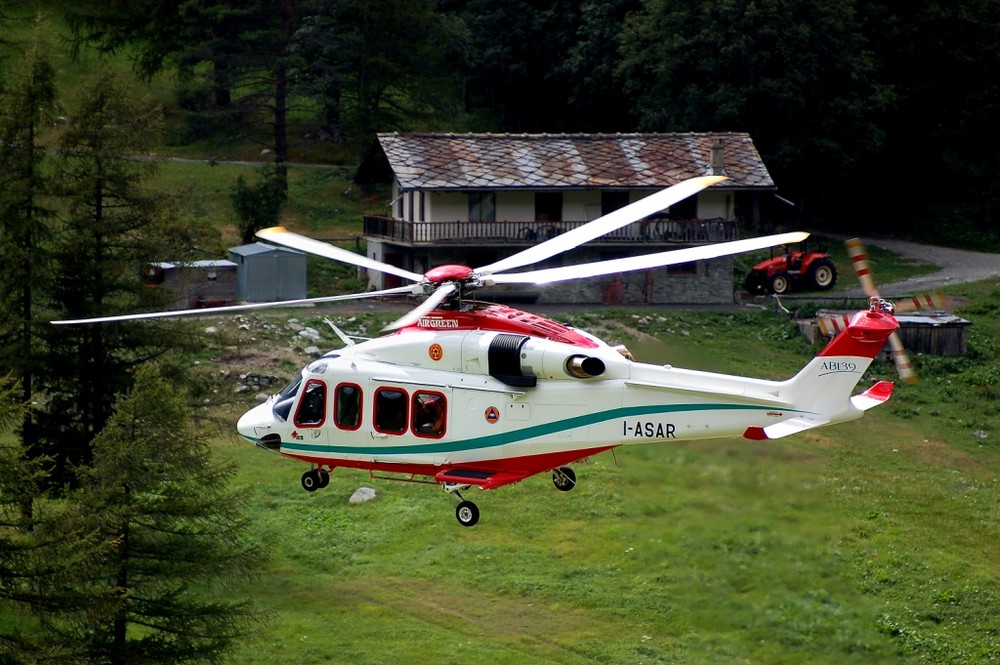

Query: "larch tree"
<box><xmin>0</xmin><ymin>18</ymin><xmax>56</xmax><ymax>525</ymax></box>
<box><xmin>27</xmin><ymin>364</ymin><xmax>267</xmax><ymax>664</ymax></box>
<box><xmin>35</xmin><ymin>65</ymin><xmax>210</xmax><ymax>487</ymax></box>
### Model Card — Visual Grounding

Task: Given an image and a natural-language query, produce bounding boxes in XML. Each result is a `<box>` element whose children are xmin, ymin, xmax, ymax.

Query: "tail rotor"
<box><xmin>844</xmin><ymin>237</ymin><xmax>918</xmax><ymax>384</ymax></box>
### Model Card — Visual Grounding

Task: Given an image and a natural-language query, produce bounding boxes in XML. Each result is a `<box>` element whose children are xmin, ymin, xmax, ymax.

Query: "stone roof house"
<box><xmin>363</xmin><ymin>132</ymin><xmax>777</xmax><ymax>305</ymax></box>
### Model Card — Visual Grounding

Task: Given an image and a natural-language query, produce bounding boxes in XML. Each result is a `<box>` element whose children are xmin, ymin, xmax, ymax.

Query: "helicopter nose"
<box><xmin>237</xmin><ymin>402</ymin><xmax>281</xmax><ymax>450</ymax></box>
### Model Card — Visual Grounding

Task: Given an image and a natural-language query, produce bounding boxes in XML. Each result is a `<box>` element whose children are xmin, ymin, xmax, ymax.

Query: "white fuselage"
<box><xmin>236</xmin><ymin>327</ymin><xmax>866</xmax><ymax>470</ymax></box>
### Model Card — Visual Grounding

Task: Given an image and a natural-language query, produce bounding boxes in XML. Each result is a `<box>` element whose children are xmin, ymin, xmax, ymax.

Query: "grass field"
<box><xmin>201</xmin><ymin>278</ymin><xmax>999</xmax><ymax>665</ymax></box>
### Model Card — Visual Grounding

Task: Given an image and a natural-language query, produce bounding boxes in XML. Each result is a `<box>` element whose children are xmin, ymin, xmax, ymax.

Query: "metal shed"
<box><xmin>228</xmin><ymin>242</ymin><xmax>307</xmax><ymax>302</ymax></box>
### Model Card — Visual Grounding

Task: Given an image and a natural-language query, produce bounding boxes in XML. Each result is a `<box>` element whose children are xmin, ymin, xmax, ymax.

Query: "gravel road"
<box><xmin>845</xmin><ymin>237</ymin><xmax>1000</xmax><ymax>298</ymax></box>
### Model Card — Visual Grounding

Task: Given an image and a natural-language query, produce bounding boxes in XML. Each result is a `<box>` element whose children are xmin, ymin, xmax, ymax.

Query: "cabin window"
<box><xmin>374</xmin><ymin>387</ymin><xmax>408</xmax><ymax>434</ymax></box>
<box><xmin>335</xmin><ymin>383</ymin><xmax>362</xmax><ymax>430</ymax></box>
<box><xmin>273</xmin><ymin>376</ymin><xmax>303</xmax><ymax>422</ymax></box>
<box><xmin>294</xmin><ymin>379</ymin><xmax>326</xmax><ymax>427</ymax></box>
<box><xmin>412</xmin><ymin>391</ymin><xmax>446</xmax><ymax>438</ymax></box>
<box><xmin>468</xmin><ymin>192</ymin><xmax>495</xmax><ymax>222</ymax></box>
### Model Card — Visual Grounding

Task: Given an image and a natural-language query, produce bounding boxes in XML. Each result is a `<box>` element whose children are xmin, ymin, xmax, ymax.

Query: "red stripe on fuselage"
<box><xmin>283</xmin><ymin>445</ymin><xmax>618</xmax><ymax>489</ymax></box>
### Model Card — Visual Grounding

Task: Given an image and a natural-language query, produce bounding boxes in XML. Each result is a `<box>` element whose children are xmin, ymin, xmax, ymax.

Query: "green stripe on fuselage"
<box><xmin>271</xmin><ymin>403</ymin><xmax>806</xmax><ymax>457</ymax></box>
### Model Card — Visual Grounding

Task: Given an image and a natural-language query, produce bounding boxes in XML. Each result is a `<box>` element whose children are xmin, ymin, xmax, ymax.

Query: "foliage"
<box><xmin>230</xmin><ymin>164</ymin><xmax>288</xmax><ymax>245</ymax></box>
<box><xmin>23</xmin><ymin>364</ymin><xmax>267</xmax><ymax>664</ymax></box>
<box><xmin>35</xmin><ymin>65</ymin><xmax>211</xmax><ymax>486</ymax></box>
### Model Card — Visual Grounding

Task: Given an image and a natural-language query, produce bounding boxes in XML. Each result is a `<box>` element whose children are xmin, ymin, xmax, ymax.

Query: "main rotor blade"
<box><xmin>477</xmin><ymin>175</ymin><xmax>727</xmax><ymax>276</ymax></box>
<box><xmin>51</xmin><ymin>285</ymin><xmax>417</xmax><ymax>325</ymax></box>
<box><xmin>381</xmin><ymin>282</ymin><xmax>459</xmax><ymax>332</ymax></box>
<box><xmin>491</xmin><ymin>231</ymin><xmax>810</xmax><ymax>285</ymax></box>
<box><xmin>257</xmin><ymin>226</ymin><xmax>424</xmax><ymax>283</ymax></box>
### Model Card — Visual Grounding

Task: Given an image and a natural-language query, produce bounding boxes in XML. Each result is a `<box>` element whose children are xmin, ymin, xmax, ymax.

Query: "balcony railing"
<box><xmin>363</xmin><ymin>216</ymin><xmax>738</xmax><ymax>246</ymax></box>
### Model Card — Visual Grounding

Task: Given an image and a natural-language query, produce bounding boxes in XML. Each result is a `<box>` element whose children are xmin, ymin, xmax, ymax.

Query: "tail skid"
<box><xmin>744</xmin><ymin>308</ymin><xmax>899</xmax><ymax>441</ymax></box>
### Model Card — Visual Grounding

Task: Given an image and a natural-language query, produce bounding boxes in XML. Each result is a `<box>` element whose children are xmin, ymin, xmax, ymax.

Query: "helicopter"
<box><xmin>55</xmin><ymin>176</ymin><xmax>901</xmax><ymax>526</ymax></box>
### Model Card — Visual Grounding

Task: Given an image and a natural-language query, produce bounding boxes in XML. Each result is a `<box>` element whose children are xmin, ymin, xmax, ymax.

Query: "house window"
<box><xmin>601</xmin><ymin>191</ymin><xmax>630</xmax><ymax>216</ymax></box>
<box><xmin>667</xmin><ymin>262</ymin><xmax>698</xmax><ymax>276</ymax></box>
<box><xmin>374</xmin><ymin>387</ymin><xmax>408</xmax><ymax>434</ymax></box>
<box><xmin>667</xmin><ymin>197</ymin><xmax>697</xmax><ymax>220</ymax></box>
<box><xmin>417</xmin><ymin>191</ymin><xmax>425</xmax><ymax>222</ymax></box>
<box><xmin>334</xmin><ymin>383</ymin><xmax>362</xmax><ymax>430</ymax></box>
<box><xmin>535</xmin><ymin>192</ymin><xmax>562</xmax><ymax>221</ymax></box>
<box><xmin>468</xmin><ymin>192</ymin><xmax>495</xmax><ymax>222</ymax></box>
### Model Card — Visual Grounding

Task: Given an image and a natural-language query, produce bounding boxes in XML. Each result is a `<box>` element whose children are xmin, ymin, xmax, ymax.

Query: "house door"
<box><xmin>383</xmin><ymin>252</ymin><xmax>404</xmax><ymax>288</ymax></box>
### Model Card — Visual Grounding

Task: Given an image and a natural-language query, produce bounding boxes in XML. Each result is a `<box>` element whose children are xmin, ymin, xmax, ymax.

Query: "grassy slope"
<box><xmin>8</xmin><ymin>6</ymin><xmax>997</xmax><ymax>663</ymax></box>
<box><xmin>207</xmin><ymin>283</ymin><xmax>999</xmax><ymax>665</ymax></box>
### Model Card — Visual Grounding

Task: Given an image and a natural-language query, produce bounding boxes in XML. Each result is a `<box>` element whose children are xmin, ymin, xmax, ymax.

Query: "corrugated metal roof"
<box><xmin>229</xmin><ymin>242</ymin><xmax>305</xmax><ymax>257</ymax></box>
<box><xmin>377</xmin><ymin>132</ymin><xmax>775</xmax><ymax>191</ymax></box>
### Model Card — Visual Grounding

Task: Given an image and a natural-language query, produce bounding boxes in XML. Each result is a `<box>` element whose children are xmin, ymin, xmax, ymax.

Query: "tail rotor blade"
<box><xmin>846</xmin><ymin>237</ymin><xmax>918</xmax><ymax>384</ymax></box>
<box><xmin>844</xmin><ymin>237</ymin><xmax>878</xmax><ymax>297</ymax></box>
<box><xmin>888</xmin><ymin>331</ymin><xmax>918</xmax><ymax>384</ymax></box>
<box><xmin>894</xmin><ymin>289</ymin><xmax>949</xmax><ymax>314</ymax></box>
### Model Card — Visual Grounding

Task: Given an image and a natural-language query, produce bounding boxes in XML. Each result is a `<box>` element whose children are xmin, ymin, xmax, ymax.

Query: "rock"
<box><xmin>349</xmin><ymin>487</ymin><xmax>378</xmax><ymax>505</ymax></box>
<box><xmin>973</xmin><ymin>430</ymin><xmax>988</xmax><ymax>440</ymax></box>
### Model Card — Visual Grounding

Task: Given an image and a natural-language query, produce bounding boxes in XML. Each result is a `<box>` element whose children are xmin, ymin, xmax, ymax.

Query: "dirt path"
<box><xmin>844</xmin><ymin>237</ymin><xmax>1000</xmax><ymax>297</ymax></box>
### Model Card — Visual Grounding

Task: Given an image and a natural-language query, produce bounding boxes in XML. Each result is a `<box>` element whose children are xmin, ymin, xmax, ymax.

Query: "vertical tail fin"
<box><xmin>743</xmin><ymin>308</ymin><xmax>898</xmax><ymax>440</ymax></box>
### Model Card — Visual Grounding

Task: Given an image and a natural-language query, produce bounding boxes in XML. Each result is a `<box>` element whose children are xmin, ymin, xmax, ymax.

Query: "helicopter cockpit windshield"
<box><xmin>273</xmin><ymin>376</ymin><xmax>303</xmax><ymax>422</ymax></box>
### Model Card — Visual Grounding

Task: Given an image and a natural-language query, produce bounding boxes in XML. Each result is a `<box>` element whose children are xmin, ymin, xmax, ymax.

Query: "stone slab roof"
<box><xmin>377</xmin><ymin>132</ymin><xmax>775</xmax><ymax>191</ymax></box>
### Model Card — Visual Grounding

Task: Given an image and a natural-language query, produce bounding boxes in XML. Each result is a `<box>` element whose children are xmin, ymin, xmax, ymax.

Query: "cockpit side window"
<box><xmin>273</xmin><ymin>376</ymin><xmax>303</xmax><ymax>422</ymax></box>
<box><xmin>294</xmin><ymin>379</ymin><xmax>326</xmax><ymax>427</ymax></box>
<box><xmin>334</xmin><ymin>383</ymin><xmax>362</xmax><ymax>431</ymax></box>
<box><xmin>374</xmin><ymin>387</ymin><xmax>407</xmax><ymax>435</ymax></box>
<box><xmin>412</xmin><ymin>391</ymin><xmax>446</xmax><ymax>438</ymax></box>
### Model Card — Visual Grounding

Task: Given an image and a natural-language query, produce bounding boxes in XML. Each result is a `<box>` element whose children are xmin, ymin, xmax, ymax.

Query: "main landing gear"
<box><xmin>445</xmin><ymin>466</ymin><xmax>579</xmax><ymax>527</ymax></box>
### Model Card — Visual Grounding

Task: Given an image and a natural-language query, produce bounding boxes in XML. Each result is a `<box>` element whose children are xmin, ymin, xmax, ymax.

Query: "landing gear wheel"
<box><xmin>317</xmin><ymin>470</ymin><xmax>330</xmax><ymax>489</ymax></box>
<box><xmin>552</xmin><ymin>466</ymin><xmax>577</xmax><ymax>492</ymax></box>
<box><xmin>809</xmin><ymin>259</ymin><xmax>838</xmax><ymax>290</ymax></box>
<box><xmin>455</xmin><ymin>500</ymin><xmax>480</xmax><ymax>527</ymax></box>
<box><xmin>769</xmin><ymin>272</ymin><xmax>789</xmax><ymax>295</ymax></box>
<box><xmin>301</xmin><ymin>469</ymin><xmax>321</xmax><ymax>492</ymax></box>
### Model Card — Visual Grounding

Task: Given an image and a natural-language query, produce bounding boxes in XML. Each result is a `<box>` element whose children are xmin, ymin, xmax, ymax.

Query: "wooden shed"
<box><xmin>808</xmin><ymin>310</ymin><xmax>972</xmax><ymax>356</ymax></box>
<box><xmin>228</xmin><ymin>242</ymin><xmax>307</xmax><ymax>302</ymax></box>
<box><xmin>143</xmin><ymin>260</ymin><xmax>238</xmax><ymax>310</ymax></box>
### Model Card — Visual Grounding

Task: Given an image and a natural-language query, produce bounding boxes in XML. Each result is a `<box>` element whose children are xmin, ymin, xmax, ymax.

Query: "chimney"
<box><xmin>710</xmin><ymin>139</ymin><xmax>726</xmax><ymax>175</ymax></box>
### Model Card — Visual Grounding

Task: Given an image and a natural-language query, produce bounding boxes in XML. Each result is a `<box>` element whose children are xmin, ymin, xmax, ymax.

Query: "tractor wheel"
<box><xmin>743</xmin><ymin>271</ymin><xmax>765</xmax><ymax>294</ymax></box>
<box><xmin>769</xmin><ymin>273</ymin><xmax>790</xmax><ymax>294</ymax></box>
<box><xmin>809</xmin><ymin>259</ymin><xmax>838</xmax><ymax>290</ymax></box>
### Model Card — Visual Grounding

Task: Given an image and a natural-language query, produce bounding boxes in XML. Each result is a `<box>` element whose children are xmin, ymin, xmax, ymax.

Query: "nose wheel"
<box><xmin>301</xmin><ymin>467</ymin><xmax>331</xmax><ymax>492</ymax></box>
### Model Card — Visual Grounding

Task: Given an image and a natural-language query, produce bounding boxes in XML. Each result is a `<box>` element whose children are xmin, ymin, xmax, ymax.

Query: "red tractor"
<box><xmin>743</xmin><ymin>244</ymin><xmax>838</xmax><ymax>295</ymax></box>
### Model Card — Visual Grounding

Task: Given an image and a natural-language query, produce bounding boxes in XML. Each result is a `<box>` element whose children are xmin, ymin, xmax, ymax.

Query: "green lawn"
<box><xmin>206</xmin><ymin>278</ymin><xmax>1000</xmax><ymax>665</ymax></box>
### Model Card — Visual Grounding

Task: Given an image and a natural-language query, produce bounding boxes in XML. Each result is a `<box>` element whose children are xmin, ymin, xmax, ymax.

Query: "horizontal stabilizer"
<box><xmin>743</xmin><ymin>416</ymin><xmax>831</xmax><ymax>441</ymax></box>
<box><xmin>850</xmin><ymin>380</ymin><xmax>895</xmax><ymax>411</ymax></box>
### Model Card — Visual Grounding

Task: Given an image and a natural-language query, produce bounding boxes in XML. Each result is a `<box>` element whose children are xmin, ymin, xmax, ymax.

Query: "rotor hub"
<box><xmin>424</xmin><ymin>264</ymin><xmax>474</xmax><ymax>284</ymax></box>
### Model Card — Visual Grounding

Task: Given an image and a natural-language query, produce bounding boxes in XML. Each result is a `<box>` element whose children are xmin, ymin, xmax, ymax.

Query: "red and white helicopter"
<box><xmin>57</xmin><ymin>176</ymin><xmax>901</xmax><ymax>526</ymax></box>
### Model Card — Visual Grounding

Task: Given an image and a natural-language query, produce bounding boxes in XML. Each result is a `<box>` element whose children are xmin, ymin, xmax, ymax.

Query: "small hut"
<box><xmin>228</xmin><ymin>242</ymin><xmax>307</xmax><ymax>302</ymax></box>
<box><xmin>143</xmin><ymin>260</ymin><xmax>238</xmax><ymax>310</ymax></box>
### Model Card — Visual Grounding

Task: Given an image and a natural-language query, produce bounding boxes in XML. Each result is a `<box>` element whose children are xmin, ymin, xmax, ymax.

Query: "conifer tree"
<box><xmin>28</xmin><ymin>364</ymin><xmax>267</xmax><ymax>664</ymax></box>
<box><xmin>36</xmin><ymin>66</ymin><xmax>209</xmax><ymax>486</ymax></box>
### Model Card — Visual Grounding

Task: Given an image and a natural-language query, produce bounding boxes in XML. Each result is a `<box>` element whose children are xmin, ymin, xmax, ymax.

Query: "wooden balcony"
<box><xmin>363</xmin><ymin>216</ymin><xmax>739</xmax><ymax>246</ymax></box>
